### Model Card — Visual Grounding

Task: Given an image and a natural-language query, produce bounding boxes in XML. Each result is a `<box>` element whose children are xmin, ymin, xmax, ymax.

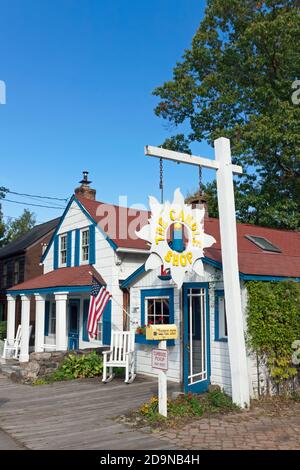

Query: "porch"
<box><xmin>3</xmin><ymin>265</ymin><xmax>109</xmax><ymax>362</ymax></box>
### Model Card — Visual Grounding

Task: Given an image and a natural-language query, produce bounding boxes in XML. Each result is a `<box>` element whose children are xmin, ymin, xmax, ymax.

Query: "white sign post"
<box><xmin>145</xmin><ymin>138</ymin><xmax>250</xmax><ymax>408</ymax></box>
<box><xmin>155</xmin><ymin>340</ymin><xmax>168</xmax><ymax>417</ymax></box>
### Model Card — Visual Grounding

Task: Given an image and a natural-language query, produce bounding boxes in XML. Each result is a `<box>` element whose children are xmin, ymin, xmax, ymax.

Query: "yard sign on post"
<box><xmin>145</xmin><ymin>138</ymin><xmax>250</xmax><ymax>408</ymax></box>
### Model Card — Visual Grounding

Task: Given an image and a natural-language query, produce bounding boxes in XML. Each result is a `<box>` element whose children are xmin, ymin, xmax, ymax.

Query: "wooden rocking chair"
<box><xmin>2</xmin><ymin>325</ymin><xmax>32</xmax><ymax>360</ymax></box>
<box><xmin>102</xmin><ymin>331</ymin><xmax>136</xmax><ymax>384</ymax></box>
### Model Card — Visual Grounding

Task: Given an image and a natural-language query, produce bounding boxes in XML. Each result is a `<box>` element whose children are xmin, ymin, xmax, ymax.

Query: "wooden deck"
<box><xmin>0</xmin><ymin>374</ymin><xmax>179</xmax><ymax>450</ymax></box>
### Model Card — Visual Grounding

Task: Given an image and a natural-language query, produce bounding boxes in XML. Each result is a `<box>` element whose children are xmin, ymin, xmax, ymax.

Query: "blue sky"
<box><xmin>0</xmin><ymin>0</ymin><xmax>212</xmax><ymax>224</ymax></box>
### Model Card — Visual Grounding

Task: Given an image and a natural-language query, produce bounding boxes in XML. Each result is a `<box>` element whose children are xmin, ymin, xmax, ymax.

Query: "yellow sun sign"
<box><xmin>136</xmin><ymin>188</ymin><xmax>216</xmax><ymax>288</ymax></box>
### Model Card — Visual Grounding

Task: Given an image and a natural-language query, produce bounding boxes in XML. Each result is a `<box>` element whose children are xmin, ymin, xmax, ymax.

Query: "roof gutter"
<box><xmin>116</xmin><ymin>247</ymin><xmax>149</xmax><ymax>254</ymax></box>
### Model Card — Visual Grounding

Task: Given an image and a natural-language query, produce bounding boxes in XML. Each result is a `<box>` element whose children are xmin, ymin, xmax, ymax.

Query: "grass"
<box><xmin>132</xmin><ymin>390</ymin><xmax>240</xmax><ymax>427</ymax></box>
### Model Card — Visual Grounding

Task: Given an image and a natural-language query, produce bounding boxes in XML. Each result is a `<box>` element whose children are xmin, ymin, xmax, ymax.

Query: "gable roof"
<box><xmin>0</xmin><ymin>217</ymin><xmax>60</xmax><ymax>260</ymax></box>
<box><xmin>8</xmin><ymin>265</ymin><xmax>105</xmax><ymax>294</ymax></box>
<box><xmin>76</xmin><ymin>195</ymin><xmax>149</xmax><ymax>250</ymax></box>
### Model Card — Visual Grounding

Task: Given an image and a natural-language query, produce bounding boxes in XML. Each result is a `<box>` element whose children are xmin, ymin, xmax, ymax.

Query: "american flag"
<box><xmin>87</xmin><ymin>277</ymin><xmax>111</xmax><ymax>340</ymax></box>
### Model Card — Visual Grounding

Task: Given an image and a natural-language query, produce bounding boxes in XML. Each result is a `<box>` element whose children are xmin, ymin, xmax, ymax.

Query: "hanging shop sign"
<box><xmin>136</xmin><ymin>188</ymin><xmax>216</xmax><ymax>288</ymax></box>
<box><xmin>146</xmin><ymin>324</ymin><xmax>178</xmax><ymax>341</ymax></box>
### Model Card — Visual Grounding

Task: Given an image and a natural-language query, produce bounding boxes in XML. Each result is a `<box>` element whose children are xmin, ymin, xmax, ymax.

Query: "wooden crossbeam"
<box><xmin>145</xmin><ymin>145</ymin><xmax>243</xmax><ymax>175</ymax></box>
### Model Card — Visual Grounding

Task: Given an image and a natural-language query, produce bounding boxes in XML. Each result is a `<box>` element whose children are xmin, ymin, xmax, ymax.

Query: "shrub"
<box><xmin>0</xmin><ymin>321</ymin><xmax>7</xmax><ymax>341</ymax></box>
<box><xmin>33</xmin><ymin>351</ymin><xmax>103</xmax><ymax>385</ymax></box>
<box><xmin>59</xmin><ymin>351</ymin><xmax>103</xmax><ymax>379</ymax></box>
<box><xmin>247</xmin><ymin>280</ymin><xmax>300</xmax><ymax>388</ymax></box>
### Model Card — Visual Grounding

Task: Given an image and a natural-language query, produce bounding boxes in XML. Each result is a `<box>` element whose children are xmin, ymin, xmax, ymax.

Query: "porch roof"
<box><xmin>7</xmin><ymin>265</ymin><xmax>105</xmax><ymax>295</ymax></box>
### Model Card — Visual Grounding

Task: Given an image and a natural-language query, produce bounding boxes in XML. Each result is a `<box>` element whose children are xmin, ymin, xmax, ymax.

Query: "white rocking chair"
<box><xmin>2</xmin><ymin>325</ymin><xmax>32</xmax><ymax>360</ymax></box>
<box><xmin>102</xmin><ymin>331</ymin><xmax>136</xmax><ymax>384</ymax></box>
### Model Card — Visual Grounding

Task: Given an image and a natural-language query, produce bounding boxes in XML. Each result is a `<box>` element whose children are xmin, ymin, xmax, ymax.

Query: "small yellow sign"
<box><xmin>146</xmin><ymin>324</ymin><xmax>178</xmax><ymax>341</ymax></box>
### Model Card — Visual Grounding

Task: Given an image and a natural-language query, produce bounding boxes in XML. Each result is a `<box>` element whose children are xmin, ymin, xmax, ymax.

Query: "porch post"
<box><xmin>55</xmin><ymin>292</ymin><xmax>68</xmax><ymax>351</ymax></box>
<box><xmin>6</xmin><ymin>294</ymin><xmax>16</xmax><ymax>344</ymax></box>
<box><xmin>19</xmin><ymin>294</ymin><xmax>31</xmax><ymax>363</ymax></box>
<box><xmin>34</xmin><ymin>294</ymin><xmax>46</xmax><ymax>352</ymax></box>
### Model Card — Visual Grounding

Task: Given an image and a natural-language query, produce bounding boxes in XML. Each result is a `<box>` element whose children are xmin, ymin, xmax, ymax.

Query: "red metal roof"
<box><xmin>78</xmin><ymin>195</ymin><xmax>300</xmax><ymax>278</ymax></box>
<box><xmin>9</xmin><ymin>265</ymin><xmax>105</xmax><ymax>292</ymax></box>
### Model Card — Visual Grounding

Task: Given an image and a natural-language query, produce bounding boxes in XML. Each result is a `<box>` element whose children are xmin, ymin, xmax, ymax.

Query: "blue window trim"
<box><xmin>41</xmin><ymin>195</ymin><xmax>118</xmax><ymax>264</ymax></box>
<box><xmin>214</xmin><ymin>289</ymin><xmax>228</xmax><ymax>342</ymax></box>
<box><xmin>89</xmin><ymin>225</ymin><xmax>96</xmax><ymax>265</ymax></box>
<box><xmin>67</xmin><ymin>231</ymin><xmax>72</xmax><ymax>268</ymax></box>
<box><xmin>74</xmin><ymin>228</ymin><xmax>80</xmax><ymax>267</ymax></box>
<box><xmin>53</xmin><ymin>236</ymin><xmax>59</xmax><ymax>270</ymax></box>
<box><xmin>137</xmin><ymin>288</ymin><xmax>175</xmax><ymax>346</ymax></box>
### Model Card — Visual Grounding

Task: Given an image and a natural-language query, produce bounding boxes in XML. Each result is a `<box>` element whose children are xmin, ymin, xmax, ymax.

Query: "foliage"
<box><xmin>33</xmin><ymin>352</ymin><xmax>103</xmax><ymax>385</ymax></box>
<box><xmin>154</xmin><ymin>0</ymin><xmax>300</xmax><ymax>230</ymax></box>
<box><xmin>138</xmin><ymin>390</ymin><xmax>239</xmax><ymax>424</ymax></box>
<box><xmin>0</xmin><ymin>187</ymin><xmax>8</xmax><ymax>246</ymax></box>
<box><xmin>247</xmin><ymin>281</ymin><xmax>300</xmax><ymax>385</ymax></box>
<box><xmin>1</xmin><ymin>209</ymin><xmax>36</xmax><ymax>247</ymax></box>
<box><xmin>59</xmin><ymin>351</ymin><xmax>103</xmax><ymax>379</ymax></box>
<box><xmin>0</xmin><ymin>321</ymin><xmax>7</xmax><ymax>341</ymax></box>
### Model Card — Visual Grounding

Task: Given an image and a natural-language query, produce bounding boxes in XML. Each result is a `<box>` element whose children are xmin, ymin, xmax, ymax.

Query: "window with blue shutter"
<box><xmin>44</xmin><ymin>301</ymin><xmax>50</xmax><ymax>336</ymax></box>
<box><xmin>89</xmin><ymin>225</ymin><xmax>96</xmax><ymax>265</ymax></box>
<box><xmin>53</xmin><ymin>236</ymin><xmax>59</xmax><ymax>270</ymax></box>
<box><xmin>82</xmin><ymin>299</ymin><xmax>90</xmax><ymax>342</ymax></box>
<box><xmin>74</xmin><ymin>229</ymin><xmax>80</xmax><ymax>267</ymax></box>
<box><xmin>67</xmin><ymin>231</ymin><xmax>72</xmax><ymax>267</ymax></box>
<box><xmin>102</xmin><ymin>300</ymin><xmax>111</xmax><ymax>345</ymax></box>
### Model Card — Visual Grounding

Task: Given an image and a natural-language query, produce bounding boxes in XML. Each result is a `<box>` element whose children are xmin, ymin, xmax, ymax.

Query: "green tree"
<box><xmin>0</xmin><ymin>187</ymin><xmax>8</xmax><ymax>245</ymax></box>
<box><xmin>154</xmin><ymin>0</ymin><xmax>300</xmax><ymax>229</ymax></box>
<box><xmin>2</xmin><ymin>209</ymin><xmax>36</xmax><ymax>246</ymax></box>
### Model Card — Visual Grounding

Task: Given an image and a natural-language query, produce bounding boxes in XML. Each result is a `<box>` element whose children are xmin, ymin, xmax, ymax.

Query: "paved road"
<box><xmin>0</xmin><ymin>373</ymin><xmax>177</xmax><ymax>450</ymax></box>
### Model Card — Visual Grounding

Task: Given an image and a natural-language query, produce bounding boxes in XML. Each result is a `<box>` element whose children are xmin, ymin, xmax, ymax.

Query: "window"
<box><xmin>49</xmin><ymin>303</ymin><xmax>56</xmax><ymax>335</ymax></box>
<box><xmin>215</xmin><ymin>291</ymin><xmax>227</xmax><ymax>341</ymax></box>
<box><xmin>2</xmin><ymin>262</ymin><xmax>8</xmax><ymax>288</ymax></box>
<box><xmin>60</xmin><ymin>234</ymin><xmax>67</xmax><ymax>266</ymax></box>
<box><xmin>145</xmin><ymin>297</ymin><xmax>170</xmax><ymax>325</ymax></box>
<box><xmin>96</xmin><ymin>320</ymin><xmax>103</xmax><ymax>342</ymax></box>
<box><xmin>245</xmin><ymin>235</ymin><xmax>281</xmax><ymax>253</ymax></box>
<box><xmin>14</xmin><ymin>260</ymin><xmax>20</xmax><ymax>285</ymax></box>
<box><xmin>81</xmin><ymin>229</ymin><xmax>89</xmax><ymax>262</ymax></box>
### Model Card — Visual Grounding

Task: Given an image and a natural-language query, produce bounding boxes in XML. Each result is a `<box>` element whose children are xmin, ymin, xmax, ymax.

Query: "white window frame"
<box><xmin>96</xmin><ymin>319</ymin><xmax>103</xmax><ymax>342</ymax></box>
<box><xmin>81</xmin><ymin>228</ymin><xmax>90</xmax><ymax>264</ymax></box>
<box><xmin>217</xmin><ymin>295</ymin><xmax>228</xmax><ymax>340</ymax></box>
<box><xmin>48</xmin><ymin>302</ymin><xmax>56</xmax><ymax>336</ymax></box>
<box><xmin>60</xmin><ymin>234</ymin><xmax>67</xmax><ymax>267</ymax></box>
<box><xmin>144</xmin><ymin>296</ymin><xmax>170</xmax><ymax>325</ymax></box>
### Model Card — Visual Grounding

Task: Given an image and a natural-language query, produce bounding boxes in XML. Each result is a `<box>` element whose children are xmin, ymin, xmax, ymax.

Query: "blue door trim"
<box><xmin>183</xmin><ymin>282</ymin><xmax>211</xmax><ymax>393</ymax></box>
<box><xmin>68</xmin><ymin>299</ymin><xmax>80</xmax><ymax>350</ymax></box>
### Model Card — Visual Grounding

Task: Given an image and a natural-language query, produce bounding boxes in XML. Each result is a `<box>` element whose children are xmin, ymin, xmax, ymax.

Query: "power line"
<box><xmin>2</xmin><ymin>199</ymin><xmax>66</xmax><ymax>210</ymax></box>
<box><xmin>7</xmin><ymin>190</ymin><xmax>68</xmax><ymax>202</ymax></box>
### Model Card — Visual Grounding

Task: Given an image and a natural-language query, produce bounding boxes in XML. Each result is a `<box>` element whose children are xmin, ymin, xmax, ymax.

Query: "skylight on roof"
<box><xmin>245</xmin><ymin>235</ymin><xmax>282</xmax><ymax>253</ymax></box>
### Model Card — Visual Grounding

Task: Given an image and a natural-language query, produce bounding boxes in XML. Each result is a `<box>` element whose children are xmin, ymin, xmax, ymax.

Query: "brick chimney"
<box><xmin>186</xmin><ymin>191</ymin><xmax>209</xmax><ymax>218</ymax></box>
<box><xmin>75</xmin><ymin>171</ymin><xmax>96</xmax><ymax>200</ymax></box>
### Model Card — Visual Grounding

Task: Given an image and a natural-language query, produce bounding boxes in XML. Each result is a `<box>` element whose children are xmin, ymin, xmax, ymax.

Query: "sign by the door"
<box><xmin>152</xmin><ymin>348</ymin><xmax>168</xmax><ymax>371</ymax></box>
<box><xmin>146</xmin><ymin>324</ymin><xmax>178</xmax><ymax>341</ymax></box>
